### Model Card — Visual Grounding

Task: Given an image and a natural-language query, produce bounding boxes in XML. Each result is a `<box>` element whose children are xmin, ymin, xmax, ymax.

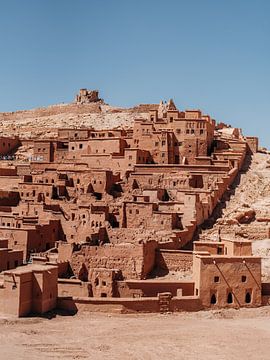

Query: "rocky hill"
<box><xmin>200</xmin><ymin>151</ymin><xmax>270</xmax><ymax>280</ymax></box>
<box><xmin>0</xmin><ymin>102</ymin><xmax>155</xmax><ymax>139</ymax></box>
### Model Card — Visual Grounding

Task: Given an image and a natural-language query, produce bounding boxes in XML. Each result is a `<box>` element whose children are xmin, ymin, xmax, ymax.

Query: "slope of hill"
<box><xmin>200</xmin><ymin>151</ymin><xmax>270</xmax><ymax>280</ymax></box>
<box><xmin>0</xmin><ymin>102</ymin><xmax>154</xmax><ymax>139</ymax></box>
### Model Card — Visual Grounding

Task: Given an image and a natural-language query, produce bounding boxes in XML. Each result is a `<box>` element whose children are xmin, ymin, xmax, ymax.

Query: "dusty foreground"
<box><xmin>1</xmin><ymin>308</ymin><xmax>270</xmax><ymax>360</ymax></box>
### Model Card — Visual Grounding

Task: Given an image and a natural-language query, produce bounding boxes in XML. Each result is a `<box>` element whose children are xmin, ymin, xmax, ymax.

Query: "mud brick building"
<box><xmin>0</xmin><ymin>96</ymin><xmax>265</xmax><ymax>316</ymax></box>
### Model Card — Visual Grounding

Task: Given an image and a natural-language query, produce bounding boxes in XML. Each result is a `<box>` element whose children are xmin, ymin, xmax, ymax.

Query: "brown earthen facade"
<box><xmin>0</xmin><ymin>96</ymin><xmax>266</xmax><ymax>316</ymax></box>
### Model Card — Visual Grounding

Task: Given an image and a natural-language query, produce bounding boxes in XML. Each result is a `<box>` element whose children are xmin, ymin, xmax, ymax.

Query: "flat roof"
<box><xmin>4</xmin><ymin>263</ymin><xmax>57</xmax><ymax>275</ymax></box>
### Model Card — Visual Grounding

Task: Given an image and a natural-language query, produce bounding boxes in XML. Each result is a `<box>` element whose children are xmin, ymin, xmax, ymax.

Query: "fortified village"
<box><xmin>0</xmin><ymin>89</ymin><xmax>268</xmax><ymax>317</ymax></box>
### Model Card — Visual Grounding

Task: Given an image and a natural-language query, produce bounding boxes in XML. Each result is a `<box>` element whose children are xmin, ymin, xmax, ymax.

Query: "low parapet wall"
<box><xmin>57</xmin><ymin>295</ymin><xmax>202</xmax><ymax>314</ymax></box>
<box><xmin>117</xmin><ymin>280</ymin><xmax>194</xmax><ymax>297</ymax></box>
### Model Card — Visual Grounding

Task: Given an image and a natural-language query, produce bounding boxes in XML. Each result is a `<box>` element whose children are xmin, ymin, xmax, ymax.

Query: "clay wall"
<box><xmin>33</xmin><ymin>141</ymin><xmax>53</xmax><ymax>162</ymax></box>
<box><xmin>57</xmin><ymin>294</ymin><xmax>202</xmax><ymax>313</ymax></box>
<box><xmin>0</xmin><ymin>248</ymin><xmax>23</xmax><ymax>271</ymax></box>
<box><xmin>124</xmin><ymin>202</ymin><xmax>156</xmax><ymax>228</ymax></box>
<box><xmin>245</xmin><ymin>137</ymin><xmax>258</xmax><ymax>153</ymax></box>
<box><xmin>0</xmin><ymin>264</ymin><xmax>58</xmax><ymax>316</ymax></box>
<box><xmin>116</xmin><ymin>280</ymin><xmax>194</xmax><ymax>297</ymax></box>
<box><xmin>19</xmin><ymin>182</ymin><xmax>54</xmax><ymax>202</ymax></box>
<box><xmin>58</xmin><ymin>278</ymin><xmax>91</xmax><ymax>297</ymax></box>
<box><xmin>70</xmin><ymin>241</ymin><xmax>157</xmax><ymax>280</ymax></box>
<box><xmin>155</xmin><ymin>249</ymin><xmax>193</xmax><ymax>273</ymax></box>
<box><xmin>0</xmin><ymin>137</ymin><xmax>20</xmax><ymax>155</ymax></box>
<box><xmin>193</xmin><ymin>254</ymin><xmax>262</xmax><ymax>308</ymax></box>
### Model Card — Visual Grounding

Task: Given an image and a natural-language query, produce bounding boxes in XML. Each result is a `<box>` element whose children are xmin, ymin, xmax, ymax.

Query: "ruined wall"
<box><xmin>155</xmin><ymin>249</ymin><xmax>193</xmax><ymax>273</ymax></box>
<box><xmin>70</xmin><ymin>241</ymin><xmax>157</xmax><ymax>280</ymax></box>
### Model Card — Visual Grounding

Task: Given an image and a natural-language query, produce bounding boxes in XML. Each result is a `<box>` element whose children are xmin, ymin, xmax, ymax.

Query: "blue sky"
<box><xmin>0</xmin><ymin>0</ymin><xmax>269</xmax><ymax>146</ymax></box>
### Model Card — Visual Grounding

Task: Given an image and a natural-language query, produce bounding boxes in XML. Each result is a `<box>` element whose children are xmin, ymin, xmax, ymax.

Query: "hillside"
<box><xmin>0</xmin><ymin>102</ymin><xmax>156</xmax><ymax>139</ymax></box>
<box><xmin>200</xmin><ymin>151</ymin><xmax>270</xmax><ymax>280</ymax></box>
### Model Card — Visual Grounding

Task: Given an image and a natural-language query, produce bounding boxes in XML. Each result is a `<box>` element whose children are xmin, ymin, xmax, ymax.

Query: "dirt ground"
<box><xmin>1</xmin><ymin>307</ymin><xmax>270</xmax><ymax>360</ymax></box>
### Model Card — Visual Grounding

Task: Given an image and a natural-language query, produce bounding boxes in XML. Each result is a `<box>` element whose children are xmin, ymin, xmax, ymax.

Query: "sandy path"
<box><xmin>1</xmin><ymin>307</ymin><xmax>270</xmax><ymax>360</ymax></box>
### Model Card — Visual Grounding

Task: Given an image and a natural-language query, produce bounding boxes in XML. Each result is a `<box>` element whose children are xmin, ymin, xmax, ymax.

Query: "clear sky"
<box><xmin>0</xmin><ymin>0</ymin><xmax>269</xmax><ymax>146</ymax></box>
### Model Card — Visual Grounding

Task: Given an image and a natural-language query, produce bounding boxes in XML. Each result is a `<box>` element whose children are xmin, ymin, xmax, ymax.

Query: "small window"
<box><xmin>242</xmin><ymin>275</ymin><xmax>247</xmax><ymax>282</ymax></box>
<box><xmin>102</xmin><ymin>281</ymin><xmax>106</xmax><ymax>286</ymax></box>
<box><xmin>79</xmin><ymin>144</ymin><xmax>83</xmax><ymax>149</ymax></box>
<box><xmin>227</xmin><ymin>292</ymin><xmax>233</xmax><ymax>304</ymax></box>
<box><xmin>129</xmin><ymin>209</ymin><xmax>132</xmax><ymax>214</ymax></box>
<box><xmin>170</xmin><ymin>117</ymin><xmax>173</xmax><ymax>122</ymax></box>
<box><xmin>214</xmin><ymin>276</ymin><xmax>220</xmax><ymax>283</ymax></box>
<box><xmin>217</xmin><ymin>247</ymin><xmax>223</xmax><ymax>255</ymax></box>
<box><xmin>162</xmin><ymin>140</ymin><xmax>166</xmax><ymax>146</ymax></box>
<box><xmin>101</xmin><ymin>293</ymin><xmax>107</xmax><ymax>297</ymax></box>
<box><xmin>136</xmin><ymin>209</ymin><xmax>139</xmax><ymax>214</ymax></box>
<box><xmin>245</xmin><ymin>292</ymin><xmax>251</xmax><ymax>303</ymax></box>
<box><xmin>210</xmin><ymin>294</ymin><xmax>217</xmax><ymax>304</ymax></box>
<box><xmin>200</xmin><ymin>129</ymin><xmax>204</xmax><ymax>135</ymax></box>
<box><xmin>71</xmin><ymin>146</ymin><xmax>75</xmax><ymax>150</ymax></box>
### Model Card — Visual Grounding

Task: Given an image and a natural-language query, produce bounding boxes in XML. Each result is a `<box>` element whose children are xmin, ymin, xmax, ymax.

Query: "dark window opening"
<box><xmin>211</xmin><ymin>294</ymin><xmax>217</xmax><ymax>304</ymax></box>
<box><xmin>101</xmin><ymin>293</ymin><xmax>107</xmax><ymax>297</ymax></box>
<box><xmin>245</xmin><ymin>292</ymin><xmax>251</xmax><ymax>303</ymax></box>
<box><xmin>217</xmin><ymin>247</ymin><xmax>223</xmax><ymax>255</ymax></box>
<box><xmin>227</xmin><ymin>292</ymin><xmax>233</xmax><ymax>304</ymax></box>
<box><xmin>242</xmin><ymin>275</ymin><xmax>247</xmax><ymax>282</ymax></box>
<box><xmin>214</xmin><ymin>276</ymin><xmax>220</xmax><ymax>283</ymax></box>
